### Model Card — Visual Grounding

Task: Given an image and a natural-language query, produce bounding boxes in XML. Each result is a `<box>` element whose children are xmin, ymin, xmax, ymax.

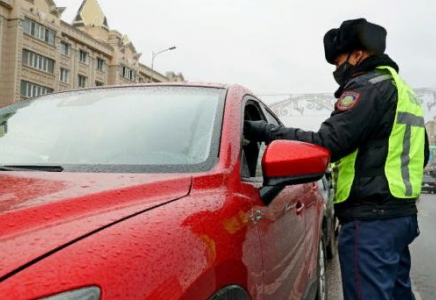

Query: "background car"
<box><xmin>0</xmin><ymin>84</ymin><xmax>330</xmax><ymax>300</ymax></box>
<box><xmin>421</xmin><ymin>174</ymin><xmax>436</xmax><ymax>193</ymax></box>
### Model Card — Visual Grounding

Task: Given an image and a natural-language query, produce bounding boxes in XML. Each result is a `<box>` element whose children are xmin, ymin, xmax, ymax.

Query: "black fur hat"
<box><xmin>324</xmin><ymin>18</ymin><xmax>387</xmax><ymax>64</ymax></box>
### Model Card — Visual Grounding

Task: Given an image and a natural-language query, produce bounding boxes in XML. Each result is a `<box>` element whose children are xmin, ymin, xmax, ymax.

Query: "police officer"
<box><xmin>244</xmin><ymin>18</ymin><xmax>429</xmax><ymax>300</ymax></box>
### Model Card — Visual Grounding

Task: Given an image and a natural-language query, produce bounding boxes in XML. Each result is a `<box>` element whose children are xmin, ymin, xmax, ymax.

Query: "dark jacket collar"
<box><xmin>334</xmin><ymin>54</ymin><xmax>399</xmax><ymax>98</ymax></box>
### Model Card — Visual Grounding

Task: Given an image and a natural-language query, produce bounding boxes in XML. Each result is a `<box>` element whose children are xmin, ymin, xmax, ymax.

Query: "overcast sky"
<box><xmin>55</xmin><ymin>0</ymin><xmax>436</xmax><ymax>95</ymax></box>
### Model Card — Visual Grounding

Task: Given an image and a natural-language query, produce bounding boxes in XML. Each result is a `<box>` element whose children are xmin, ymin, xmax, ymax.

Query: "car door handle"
<box><xmin>296</xmin><ymin>202</ymin><xmax>305</xmax><ymax>215</ymax></box>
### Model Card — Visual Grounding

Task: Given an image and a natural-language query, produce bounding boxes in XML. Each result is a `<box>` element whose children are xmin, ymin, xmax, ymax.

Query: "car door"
<box><xmin>262</xmin><ymin>104</ymin><xmax>320</xmax><ymax>295</ymax></box>
<box><xmin>240</xmin><ymin>99</ymin><xmax>309</xmax><ymax>300</ymax></box>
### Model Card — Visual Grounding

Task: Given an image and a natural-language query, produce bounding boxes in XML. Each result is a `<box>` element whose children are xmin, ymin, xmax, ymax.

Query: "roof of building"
<box><xmin>72</xmin><ymin>0</ymin><xmax>109</xmax><ymax>30</ymax></box>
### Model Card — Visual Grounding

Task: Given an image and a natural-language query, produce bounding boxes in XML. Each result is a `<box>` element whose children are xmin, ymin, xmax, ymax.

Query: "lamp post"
<box><xmin>150</xmin><ymin>46</ymin><xmax>176</xmax><ymax>83</ymax></box>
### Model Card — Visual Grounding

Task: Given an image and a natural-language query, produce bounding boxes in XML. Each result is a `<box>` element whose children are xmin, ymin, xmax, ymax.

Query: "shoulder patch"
<box><xmin>336</xmin><ymin>91</ymin><xmax>361</xmax><ymax>111</ymax></box>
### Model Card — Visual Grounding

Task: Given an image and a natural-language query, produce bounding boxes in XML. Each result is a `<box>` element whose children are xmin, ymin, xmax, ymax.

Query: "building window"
<box><xmin>60</xmin><ymin>42</ymin><xmax>70</xmax><ymax>56</ymax></box>
<box><xmin>22</xmin><ymin>49</ymin><xmax>55</xmax><ymax>73</ymax></box>
<box><xmin>79</xmin><ymin>50</ymin><xmax>88</xmax><ymax>64</ymax></box>
<box><xmin>96</xmin><ymin>58</ymin><xmax>105</xmax><ymax>71</ymax></box>
<box><xmin>20</xmin><ymin>80</ymin><xmax>53</xmax><ymax>98</ymax></box>
<box><xmin>78</xmin><ymin>75</ymin><xmax>87</xmax><ymax>88</ymax></box>
<box><xmin>23</xmin><ymin>18</ymin><xmax>31</xmax><ymax>34</ymax></box>
<box><xmin>23</xmin><ymin>18</ymin><xmax>56</xmax><ymax>45</ymax></box>
<box><xmin>122</xmin><ymin>66</ymin><xmax>135</xmax><ymax>80</ymax></box>
<box><xmin>95</xmin><ymin>81</ymin><xmax>104</xmax><ymax>86</ymax></box>
<box><xmin>60</xmin><ymin>68</ymin><xmax>69</xmax><ymax>83</ymax></box>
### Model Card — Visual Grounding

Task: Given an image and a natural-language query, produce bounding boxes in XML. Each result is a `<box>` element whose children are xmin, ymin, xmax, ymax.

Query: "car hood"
<box><xmin>0</xmin><ymin>172</ymin><xmax>192</xmax><ymax>281</ymax></box>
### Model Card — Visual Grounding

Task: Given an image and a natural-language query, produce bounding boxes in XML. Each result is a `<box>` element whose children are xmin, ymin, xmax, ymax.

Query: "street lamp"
<box><xmin>150</xmin><ymin>46</ymin><xmax>176</xmax><ymax>83</ymax></box>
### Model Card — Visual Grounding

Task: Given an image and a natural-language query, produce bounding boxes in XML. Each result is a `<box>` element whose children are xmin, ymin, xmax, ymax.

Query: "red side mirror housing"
<box><xmin>262</xmin><ymin>140</ymin><xmax>331</xmax><ymax>186</ymax></box>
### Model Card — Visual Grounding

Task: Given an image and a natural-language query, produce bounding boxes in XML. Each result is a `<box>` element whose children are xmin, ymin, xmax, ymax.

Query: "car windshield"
<box><xmin>0</xmin><ymin>86</ymin><xmax>226</xmax><ymax>173</ymax></box>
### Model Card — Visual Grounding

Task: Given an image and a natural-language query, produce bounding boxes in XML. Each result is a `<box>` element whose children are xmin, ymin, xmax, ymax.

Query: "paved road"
<box><xmin>326</xmin><ymin>248</ymin><xmax>342</xmax><ymax>300</ymax></box>
<box><xmin>410</xmin><ymin>194</ymin><xmax>436</xmax><ymax>300</ymax></box>
<box><xmin>326</xmin><ymin>194</ymin><xmax>436</xmax><ymax>300</ymax></box>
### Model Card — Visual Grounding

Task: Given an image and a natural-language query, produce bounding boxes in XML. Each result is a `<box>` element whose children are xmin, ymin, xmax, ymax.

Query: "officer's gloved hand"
<box><xmin>244</xmin><ymin>120</ymin><xmax>278</xmax><ymax>143</ymax></box>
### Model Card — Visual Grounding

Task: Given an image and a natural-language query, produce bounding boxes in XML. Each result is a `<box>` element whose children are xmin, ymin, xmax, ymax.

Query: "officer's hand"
<box><xmin>244</xmin><ymin>120</ymin><xmax>271</xmax><ymax>142</ymax></box>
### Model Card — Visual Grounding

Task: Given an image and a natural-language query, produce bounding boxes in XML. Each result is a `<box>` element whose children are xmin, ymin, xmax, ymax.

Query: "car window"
<box><xmin>263</xmin><ymin>107</ymin><xmax>282</xmax><ymax>126</ymax></box>
<box><xmin>254</xmin><ymin>106</ymin><xmax>281</xmax><ymax>178</ymax></box>
<box><xmin>241</xmin><ymin>100</ymin><xmax>266</xmax><ymax>179</ymax></box>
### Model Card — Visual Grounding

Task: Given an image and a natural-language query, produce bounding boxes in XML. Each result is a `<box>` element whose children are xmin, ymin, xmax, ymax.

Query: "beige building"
<box><xmin>0</xmin><ymin>0</ymin><xmax>184</xmax><ymax>106</ymax></box>
<box><xmin>426</xmin><ymin>120</ymin><xmax>436</xmax><ymax>146</ymax></box>
<box><xmin>425</xmin><ymin>119</ymin><xmax>436</xmax><ymax>168</ymax></box>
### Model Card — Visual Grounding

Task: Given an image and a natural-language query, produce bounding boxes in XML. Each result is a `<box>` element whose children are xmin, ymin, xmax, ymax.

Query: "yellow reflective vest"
<box><xmin>332</xmin><ymin>66</ymin><xmax>425</xmax><ymax>204</ymax></box>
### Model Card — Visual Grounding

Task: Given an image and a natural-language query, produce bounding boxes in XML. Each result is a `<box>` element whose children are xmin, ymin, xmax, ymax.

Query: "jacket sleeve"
<box><xmin>269</xmin><ymin>80</ymin><xmax>387</xmax><ymax>162</ymax></box>
<box><xmin>424</xmin><ymin>128</ymin><xmax>430</xmax><ymax>167</ymax></box>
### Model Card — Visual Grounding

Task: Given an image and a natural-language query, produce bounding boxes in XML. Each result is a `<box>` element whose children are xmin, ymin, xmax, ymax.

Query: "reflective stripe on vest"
<box><xmin>332</xmin><ymin>66</ymin><xmax>425</xmax><ymax>204</ymax></box>
<box><xmin>381</xmin><ymin>66</ymin><xmax>425</xmax><ymax>198</ymax></box>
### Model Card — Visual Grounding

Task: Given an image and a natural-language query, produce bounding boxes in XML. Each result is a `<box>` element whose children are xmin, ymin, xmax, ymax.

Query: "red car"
<box><xmin>0</xmin><ymin>84</ymin><xmax>330</xmax><ymax>300</ymax></box>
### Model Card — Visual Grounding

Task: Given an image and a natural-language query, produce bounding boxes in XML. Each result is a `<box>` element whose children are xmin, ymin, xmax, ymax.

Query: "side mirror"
<box><xmin>262</xmin><ymin>140</ymin><xmax>330</xmax><ymax>186</ymax></box>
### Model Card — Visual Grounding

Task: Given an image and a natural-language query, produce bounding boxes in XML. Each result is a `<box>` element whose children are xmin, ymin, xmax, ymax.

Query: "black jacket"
<box><xmin>268</xmin><ymin>55</ymin><xmax>430</xmax><ymax>222</ymax></box>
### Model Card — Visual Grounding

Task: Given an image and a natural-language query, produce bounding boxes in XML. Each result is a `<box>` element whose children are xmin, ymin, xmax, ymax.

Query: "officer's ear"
<box><xmin>350</xmin><ymin>50</ymin><xmax>370</xmax><ymax>66</ymax></box>
<box><xmin>348</xmin><ymin>50</ymin><xmax>361</xmax><ymax>65</ymax></box>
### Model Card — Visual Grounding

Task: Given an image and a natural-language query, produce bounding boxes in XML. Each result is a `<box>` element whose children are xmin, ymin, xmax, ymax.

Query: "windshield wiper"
<box><xmin>0</xmin><ymin>165</ymin><xmax>64</xmax><ymax>172</ymax></box>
